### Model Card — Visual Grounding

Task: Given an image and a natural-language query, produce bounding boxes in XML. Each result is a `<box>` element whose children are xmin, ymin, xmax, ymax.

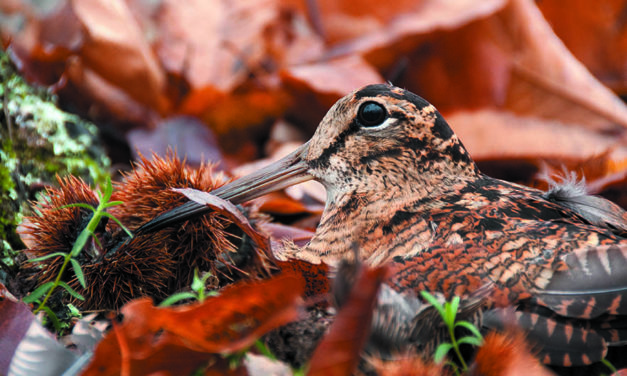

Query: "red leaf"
<box><xmin>0</xmin><ymin>285</ymin><xmax>34</xmax><ymax>375</ymax></box>
<box><xmin>84</xmin><ymin>273</ymin><xmax>303</xmax><ymax>374</ymax></box>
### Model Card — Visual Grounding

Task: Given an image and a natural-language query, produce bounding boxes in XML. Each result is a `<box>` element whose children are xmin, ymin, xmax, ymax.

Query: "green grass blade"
<box><xmin>433</xmin><ymin>342</ymin><xmax>454</xmax><ymax>363</ymax></box>
<box><xmin>601</xmin><ymin>359</ymin><xmax>617</xmax><ymax>374</ymax></box>
<box><xmin>457</xmin><ymin>336</ymin><xmax>483</xmax><ymax>347</ymax></box>
<box><xmin>102</xmin><ymin>177</ymin><xmax>113</xmax><ymax>201</ymax></box>
<box><xmin>455</xmin><ymin>320</ymin><xmax>483</xmax><ymax>341</ymax></box>
<box><xmin>22</xmin><ymin>282</ymin><xmax>55</xmax><ymax>303</ymax></box>
<box><xmin>70</xmin><ymin>259</ymin><xmax>86</xmax><ymax>288</ymax></box>
<box><xmin>104</xmin><ymin>201</ymin><xmax>124</xmax><ymax>208</ymax></box>
<box><xmin>420</xmin><ymin>291</ymin><xmax>446</xmax><ymax>318</ymax></box>
<box><xmin>57</xmin><ymin>203</ymin><xmax>96</xmax><ymax>212</ymax></box>
<box><xmin>28</xmin><ymin>252</ymin><xmax>68</xmax><ymax>263</ymax></box>
<box><xmin>102</xmin><ymin>212</ymin><xmax>133</xmax><ymax>238</ymax></box>
<box><xmin>254</xmin><ymin>340</ymin><xmax>277</xmax><ymax>360</ymax></box>
<box><xmin>58</xmin><ymin>281</ymin><xmax>85</xmax><ymax>300</ymax></box>
<box><xmin>159</xmin><ymin>292</ymin><xmax>197</xmax><ymax>307</ymax></box>
<box><xmin>444</xmin><ymin>297</ymin><xmax>460</xmax><ymax>325</ymax></box>
<box><xmin>41</xmin><ymin>306</ymin><xmax>62</xmax><ymax>332</ymax></box>
<box><xmin>71</xmin><ymin>230</ymin><xmax>91</xmax><ymax>257</ymax></box>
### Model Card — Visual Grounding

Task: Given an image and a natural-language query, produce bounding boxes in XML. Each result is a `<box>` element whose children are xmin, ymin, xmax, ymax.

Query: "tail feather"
<box><xmin>533</xmin><ymin>244</ymin><xmax>627</xmax><ymax>319</ymax></box>
<box><xmin>483</xmin><ymin>308</ymin><xmax>607</xmax><ymax>366</ymax></box>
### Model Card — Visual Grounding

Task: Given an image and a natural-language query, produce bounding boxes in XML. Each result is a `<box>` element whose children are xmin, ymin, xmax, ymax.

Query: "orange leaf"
<box><xmin>307</xmin><ymin>264</ymin><xmax>388</xmax><ymax>376</ymax></box>
<box><xmin>84</xmin><ymin>273</ymin><xmax>304</xmax><ymax>375</ymax></box>
<box><xmin>473</xmin><ymin>330</ymin><xmax>555</xmax><ymax>376</ymax></box>
<box><xmin>538</xmin><ymin>0</ymin><xmax>627</xmax><ymax>95</ymax></box>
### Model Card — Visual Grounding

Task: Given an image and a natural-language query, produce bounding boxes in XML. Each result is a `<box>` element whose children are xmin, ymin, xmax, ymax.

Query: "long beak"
<box><xmin>136</xmin><ymin>142</ymin><xmax>312</xmax><ymax>233</ymax></box>
<box><xmin>212</xmin><ymin>142</ymin><xmax>312</xmax><ymax>204</ymax></box>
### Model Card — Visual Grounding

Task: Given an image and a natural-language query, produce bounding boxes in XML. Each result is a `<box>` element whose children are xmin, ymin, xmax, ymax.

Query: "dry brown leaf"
<box><xmin>324</xmin><ymin>0</ymin><xmax>627</xmax><ymax>131</ymax></box>
<box><xmin>83</xmin><ymin>273</ymin><xmax>304</xmax><ymax>375</ymax></box>
<box><xmin>447</xmin><ymin>109</ymin><xmax>627</xmax><ymax>162</ymax></box>
<box><xmin>155</xmin><ymin>0</ymin><xmax>318</xmax><ymax>92</ymax></box>
<box><xmin>319</xmin><ymin>0</ymin><xmax>505</xmax><ymax>46</ymax></box>
<box><xmin>0</xmin><ymin>284</ymin><xmax>34</xmax><ymax>375</ymax></box>
<box><xmin>71</xmin><ymin>0</ymin><xmax>166</xmax><ymax>110</ymax></box>
<box><xmin>261</xmin><ymin>222</ymin><xmax>314</xmax><ymax>247</ymax></box>
<box><xmin>63</xmin><ymin>59</ymin><xmax>161</xmax><ymax>127</ymax></box>
<box><xmin>282</xmin><ymin>55</ymin><xmax>384</xmax><ymax>98</ymax></box>
<box><xmin>370</xmin><ymin>355</ymin><xmax>448</xmax><ymax>376</ymax></box>
<box><xmin>538</xmin><ymin>0</ymin><xmax>627</xmax><ymax>95</ymax></box>
<box><xmin>174</xmin><ymin>187</ymin><xmax>271</xmax><ymax>254</ymax></box>
<box><xmin>307</xmin><ymin>264</ymin><xmax>388</xmax><ymax>376</ymax></box>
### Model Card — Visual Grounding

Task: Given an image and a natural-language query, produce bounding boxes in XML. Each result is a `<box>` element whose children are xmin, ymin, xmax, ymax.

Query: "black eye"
<box><xmin>357</xmin><ymin>101</ymin><xmax>387</xmax><ymax>127</ymax></box>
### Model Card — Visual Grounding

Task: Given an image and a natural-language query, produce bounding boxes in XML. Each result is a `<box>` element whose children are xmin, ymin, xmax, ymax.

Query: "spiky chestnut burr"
<box><xmin>19</xmin><ymin>176</ymin><xmax>176</xmax><ymax>310</ymax></box>
<box><xmin>110</xmin><ymin>152</ymin><xmax>273</xmax><ymax>292</ymax></box>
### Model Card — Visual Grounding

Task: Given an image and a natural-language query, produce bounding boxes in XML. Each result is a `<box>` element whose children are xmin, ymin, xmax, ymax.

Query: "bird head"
<box><xmin>213</xmin><ymin>84</ymin><xmax>477</xmax><ymax>205</ymax></box>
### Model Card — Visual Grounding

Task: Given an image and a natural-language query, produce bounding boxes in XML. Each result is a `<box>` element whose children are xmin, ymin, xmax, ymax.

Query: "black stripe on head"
<box><xmin>399</xmin><ymin>90</ymin><xmax>432</xmax><ymax>112</ymax></box>
<box><xmin>309</xmin><ymin>119</ymin><xmax>361</xmax><ymax>170</ymax></box>
<box><xmin>353</xmin><ymin>84</ymin><xmax>396</xmax><ymax>101</ymax></box>
<box><xmin>432</xmin><ymin>112</ymin><xmax>454</xmax><ymax>140</ymax></box>
<box><xmin>354</xmin><ymin>84</ymin><xmax>432</xmax><ymax>112</ymax></box>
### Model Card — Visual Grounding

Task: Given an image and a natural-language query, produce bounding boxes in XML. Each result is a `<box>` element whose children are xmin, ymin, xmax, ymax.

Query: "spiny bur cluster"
<box><xmin>20</xmin><ymin>153</ymin><xmax>271</xmax><ymax>310</ymax></box>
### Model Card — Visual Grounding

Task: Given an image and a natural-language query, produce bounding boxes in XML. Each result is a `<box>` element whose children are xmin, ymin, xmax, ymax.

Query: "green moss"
<box><xmin>0</xmin><ymin>49</ymin><xmax>110</xmax><ymax>258</ymax></box>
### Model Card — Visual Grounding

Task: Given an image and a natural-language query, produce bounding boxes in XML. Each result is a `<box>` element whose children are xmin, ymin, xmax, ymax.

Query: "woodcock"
<box><xmin>139</xmin><ymin>84</ymin><xmax>627</xmax><ymax>368</ymax></box>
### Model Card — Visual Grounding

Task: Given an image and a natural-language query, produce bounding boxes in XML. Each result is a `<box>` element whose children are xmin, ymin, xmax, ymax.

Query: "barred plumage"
<box><xmin>139</xmin><ymin>84</ymin><xmax>627</xmax><ymax>368</ymax></box>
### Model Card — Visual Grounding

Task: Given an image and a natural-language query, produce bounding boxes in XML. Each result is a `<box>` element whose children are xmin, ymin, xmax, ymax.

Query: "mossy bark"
<box><xmin>0</xmin><ymin>49</ymin><xmax>110</xmax><ymax>267</ymax></box>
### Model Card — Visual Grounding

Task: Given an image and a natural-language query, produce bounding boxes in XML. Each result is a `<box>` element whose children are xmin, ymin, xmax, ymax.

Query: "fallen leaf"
<box><xmin>173</xmin><ymin>187</ymin><xmax>271</xmax><ymax>254</ymax></box>
<box><xmin>447</xmin><ymin>109</ymin><xmax>627</xmax><ymax>162</ymax></box>
<box><xmin>84</xmin><ymin>273</ymin><xmax>304</xmax><ymax>374</ymax></box>
<box><xmin>307</xmin><ymin>264</ymin><xmax>388</xmax><ymax>376</ymax></box>
<box><xmin>71</xmin><ymin>0</ymin><xmax>166</xmax><ymax>110</ymax></box>
<box><xmin>126</xmin><ymin>115</ymin><xmax>225</xmax><ymax>170</ymax></box>
<box><xmin>261</xmin><ymin>222</ymin><xmax>314</xmax><ymax>247</ymax></box>
<box><xmin>538</xmin><ymin>0</ymin><xmax>627</xmax><ymax>95</ymax></box>
<box><xmin>328</xmin><ymin>0</ymin><xmax>627</xmax><ymax>131</ymax></box>
<box><xmin>0</xmin><ymin>286</ymin><xmax>78</xmax><ymax>376</ymax></box>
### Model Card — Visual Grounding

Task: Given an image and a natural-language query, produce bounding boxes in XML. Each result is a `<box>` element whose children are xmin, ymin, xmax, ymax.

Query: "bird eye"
<box><xmin>357</xmin><ymin>101</ymin><xmax>387</xmax><ymax>127</ymax></box>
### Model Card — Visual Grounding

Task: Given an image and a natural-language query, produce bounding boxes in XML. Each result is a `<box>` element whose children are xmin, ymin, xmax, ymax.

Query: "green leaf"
<box><xmin>102</xmin><ymin>177</ymin><xmax>113</xmax><ymax>201</ymax></box>
<box><xmin>71</xmin><ymin>229</ymin><xmax>91</xmax><ymax>257</ymax></box>
<box><xmin>420</xmin><ymin>291</ymin><xmax>445</xmax><ymax>318</ymax></box>
<box><xmin>455</xmin><ymin>320</ymin><xmax>483</xmax><ymax>340</ymax></box>
<box><xmin>159</xmin><ymin>292</ymin><xmax>197</xmax><ymax>307</ymax></box>
<box><xmin>70</xmin><ymin>259</ymin><xmax>86</xmax><ymax>288</ymax></box>
<box><xmin>28</xmin><ymin>252</ymin><xmax>68</xmax><ymax>263</ymax></box>
<box><xmin>104</xmin><ymin>200</ymin><xmax>124</xmax><ymax>208</ymax></box>
<box><xmin>601</xmin><ymin>358</ymin><xmax>617</xmax><ymax>374</ymax></box>
<box><xmin>433</xmin><ymin>342</ymin><xmax>454</xmax><ymax>363</ymax></box>
<box><xmin>191</xmin><ymin>269</ymin><xmax>204</xmax><ymax>293</ymax></box>
<box><xmin>58</xmin><ymin>281</ymin><xmax>85</xmax><ymax>300</ymax></box>
<box><xmin>457</xmin><ymin>336</ymin><xmax>483</xmax><ymax>347</ymax></box>
<box><xmin>444</xmin><ymin>296</ymin><xmax>460</xmax><ymax>325</ymax></box>
<box><xmin>102</xmin><ymin>212</ymin><xmax>133</xmax><ymax>238</ymax></box>
<box><xmin>22</xmin><ymin>282</ymin><xmax>55</xmax><ymax>303</ymax></box>
<box><xmin>67</xmin><ymin>303</ymin><xmax>82</xmax><ymax>318</ymax></box>
<box><xmin>254</xmin><ymin>340</ymin><xmax>277</xmax><ymax>361</ymax></box>
<box><xmin>57</xmin><ymin>203</ymin><xmax>96</xmax><ymax>212</ymax></box>
<box><xmin>41</xmin><ymin>306</ymin><xmax>62</xmax><ymax>332</ymax></box>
